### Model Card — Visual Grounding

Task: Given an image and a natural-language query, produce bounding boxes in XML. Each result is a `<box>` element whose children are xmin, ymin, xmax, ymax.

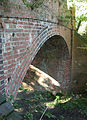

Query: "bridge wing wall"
<box><xmin>72</xmin><ymin>32</ymin><xmax>87</xmax><ymax>93</ymax></box>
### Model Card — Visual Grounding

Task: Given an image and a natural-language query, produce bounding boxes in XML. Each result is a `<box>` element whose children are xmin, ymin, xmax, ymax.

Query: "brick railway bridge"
<box><xmin>0</xmin><ymin>0</ymin><xmax>87</xmax><ymax>100</ymax></box>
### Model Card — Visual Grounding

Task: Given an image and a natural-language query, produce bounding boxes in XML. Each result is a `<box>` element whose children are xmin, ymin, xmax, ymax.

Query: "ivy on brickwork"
<box><xmin>0</xmin><ymin>0</ymin><xmax>9</xmax><ymax>7</ymax></box>
<box><xmin>0</xmin><ymin>0</ymin><xmax>10</xmax><ymax>12</ymax></box>
<box><xmin>57</xmin><ymin>9</ymin><xmax>72</xmax><ymax>24</ymax></box>
<box><xmin>57</xmin><ymin>0</ymin><xmax>73</xmax><ymax>25</ymax></box>
<box><xmin>22</xmin><ymin>0</ymin><xmax>44</xmax><ymax>10</ymax></box>
<box><xmin>22</xmin><ymin>0</ymin><xmax>72</xmax><ymax>25</ymax></box>
<box><xmin>22</xmin><ymin>0</ymin><xmax>65</xmax><ymax>10</ymax></box>
<box><xmin>22</xmin><ymin>0</ymin><xmax>66</xmax><ymax>10</ymax></box>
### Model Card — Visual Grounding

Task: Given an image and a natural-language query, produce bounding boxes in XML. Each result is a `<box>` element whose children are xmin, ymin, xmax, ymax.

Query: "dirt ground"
<box><xmin>13</xmin><ymin>67</ymin><xmax>87</xmax><ymax>120</ymax></box>
<box><xmin>14</xmin><ymin>81</ymin><xmax>87</xmax><ymax>120</ymax></box>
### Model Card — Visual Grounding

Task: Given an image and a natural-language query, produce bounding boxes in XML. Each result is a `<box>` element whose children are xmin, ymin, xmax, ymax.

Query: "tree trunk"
<box><xmin>76</xmin><ymin>20</ymin><xmax>81</xmax><ymax>31</ymax></box>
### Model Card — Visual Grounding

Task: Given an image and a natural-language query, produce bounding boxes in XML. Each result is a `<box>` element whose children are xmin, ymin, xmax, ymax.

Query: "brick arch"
<box><xmin>6</xmin><ymin>26</ymin><xmax>71</xmax><ymax>99</ymax></box>
<box><xmin>30</xmin><ymin>35</ymin><xmax>70</xmax><ymax>94</ymax></box>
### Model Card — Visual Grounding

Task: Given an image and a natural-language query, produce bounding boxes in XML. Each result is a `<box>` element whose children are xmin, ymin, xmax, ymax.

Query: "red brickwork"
<box><xmin>0</xmin><ymin>23</ymin><xmax>5</xmax><ymax>94</ymax></box>
<box><xmin>31</xmin><ymin>35</ymin><xmax>71</xmax><ymax>92</ymax></box>
<box><xmin>0</xmin><ymin>0</ymin><xmax>71</xmax><ymax>99</ymax></box>
<box><xmin>0</xmin><ymin>17</ymin><xmax>71</xmax><ymax>99</ymax></box>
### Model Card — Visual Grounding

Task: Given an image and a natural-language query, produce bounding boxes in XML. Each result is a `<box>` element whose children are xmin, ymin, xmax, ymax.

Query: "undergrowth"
<box><xmin>13</xmin><ymin>88</ymin><xmax>87</xmax><ymax>120</ymax></box>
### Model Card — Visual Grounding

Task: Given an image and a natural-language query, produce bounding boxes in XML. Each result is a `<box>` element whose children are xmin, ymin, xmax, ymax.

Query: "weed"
<box><xmin>13</xmin><ymin>88</ymin><xmax>87</xmax><ymax>120</ymax></box>
<box><xmin>45</xmin><ymin>112</ymin><xmax>56</xmax><ymax>119</ymax></box>
<box><xmin>13</xmin><ymin>101</ymin><xmax>21</xmax><ymax>109</ymax></box>
<box><xmin>8</xmin><ymin>95</ymin><xmax>14</xmax><ymax>102</ymax></box>
<box><xmin>24</xmin><ymin>112</ymin><xmax>34</xmax><ymax>120</ymax></box>
<box><xmin>74</xmin><ymin>98</ymin><xmax>87</xmax><ymax>116</ymax></box>
<box><xmin>59</xmin><ymin>115</ymin><xmax>64</xmax><ymax>120</ymax></box>
<box><xmin>19</xmin><ymin>87</ymin><xmax>32</xmax><ymax>91</ymax></box>
<box><xmin>19</xmin><ymin>87</ymin><xmax>24</xmax><ymax>90</ymax></box>
<box><xmin>61</xmin><ymin>101</ymin><xmax>75</xmax><ymax>110</ymax></box>
<box><xmin>33</xmin><ymin>93</ymin><xmax>44</xmax><ymax>100</ymax></box>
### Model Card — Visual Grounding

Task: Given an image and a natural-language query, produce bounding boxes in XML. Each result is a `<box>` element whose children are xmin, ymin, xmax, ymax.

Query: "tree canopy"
<box><xmin>67</xmin><ymin>0</ymin><xmax>87</xmax><ymax>34</ymax></box>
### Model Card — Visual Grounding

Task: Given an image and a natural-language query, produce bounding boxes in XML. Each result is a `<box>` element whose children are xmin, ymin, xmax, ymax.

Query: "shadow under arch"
<box><xmin>24</xmin><ymin>35</ymin><xmax>71</xmax><ymax>95</ymax></box>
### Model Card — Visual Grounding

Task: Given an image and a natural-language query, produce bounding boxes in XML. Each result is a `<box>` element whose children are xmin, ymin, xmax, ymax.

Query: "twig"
<box><xmin>39</xmin><ymin>106</ymin><xmax>48</xmax><ymax>120</ymax></box>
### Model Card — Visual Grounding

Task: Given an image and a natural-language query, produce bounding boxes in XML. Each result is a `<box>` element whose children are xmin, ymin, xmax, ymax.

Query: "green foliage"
<box><xmin>22</xmin><ymin>0</ymin><xmax>43</xmax><ymax>10</ymax></box>
<box><xmin>19</xmin><ymin>87</ymin><xmax>32</xmax><ymax>91</ymax></box>
<box><xmin>13</xmin><ymin>87</ymin><xmax>87</xmax><ymax>120</ymax></box>
<box><xmin>45</xmin><ymin>112</ymin><xmax>56</xmax><ymax>119</ymax></box>
<box><xmin>59</xmin><ymin>115</ymin><xmax>65</xmax><ymax>120</ymax></box>
<box><xmin>82</xmin><ymin>25</ymin><xmax>87</xmax><ymax>39</ymax></box>
<box><xmin>68</xmin><ymin>0</ymin><xmax>87</xmax><ymax>31</ymax></box>
<box><xmin>84</xmin><ymin>44</ymin><xmax>87</xmax><ymax>50</ymax></box>
<box><xmin>13</xmin><ymin>101</ymin><xmax>22</xmax><ymax>109</ymax></box>
<box><xmin>57</xmin><ymin>14</ymin><xmax>70</xmax><ymax>23</ymax></box>
<box><xmin>22</xmin><ymin>0</ymin><xmax>72</xmax><ymax>26</ymax></box>
<box><xmin>55</xmin><ymin>94</ymin><xmax>87</xmax><ymax>116</ymax></box>
<box><xmin>8</xmin><ymin>95</ymin><xmax>14</xmax><ymax>102</ymax></box>
<box><xmin>24</xmin><ymin>112</ymin><xmax>34</xmax><ymax>120</ymax></box>
<box><xmin>61</xmin><ymin>100</ymin><xmax>76</xmax><ymax>109</ymax></box>
<box><xmin>75</xmin><ymin>98</ymin><xmax>87</xmax><ymax>116</ymax></box>
<box><xmin>0</xmin><ymin>0</ymin><xmax>9</xmax><ymax>7</ymax></box>
<box><xmin>57</xmin><ymin>2</ymin><xmax>72</xmax><ymax>26</ymax></box>
<box><xmin>85</xmin><ymin>89</ymin><xmax>87</xmax><ymax>92</ymax></box>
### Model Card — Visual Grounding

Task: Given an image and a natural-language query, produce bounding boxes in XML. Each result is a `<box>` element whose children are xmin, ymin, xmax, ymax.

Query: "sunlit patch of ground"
<box><xmin>45</xmin><ymin>96</ymin><xmax>72</xmax><ymax>109</ymax></box>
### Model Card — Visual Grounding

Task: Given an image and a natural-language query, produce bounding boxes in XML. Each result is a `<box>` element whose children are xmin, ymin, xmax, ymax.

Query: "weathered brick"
<box><xmin>9</xmin><ymin>24</ymin><xmax>16</xmax><ymax>28</ymax></box>
<box><xmin>1</xmin><ymin>80</ymin><xmax>4</xmax><ymax>84</ymax></box>
<box><xmin>0</xmin><ymin>84</ymin><xmax>5</xmax><ymax>90</ymax></box>
<box><xmin>5</xmin><ymin>29</ymin><xmax>23</xmax><ymax>32</ymax></box>
<box><xmin>0</xmin><ymin>2</ymin><xmax>72</xmax><ymax>99</ymax></box>
<box><xmin>0</xmin><ymin>71</ymin><xmax>4</xmax><ymax>75</ymax></box>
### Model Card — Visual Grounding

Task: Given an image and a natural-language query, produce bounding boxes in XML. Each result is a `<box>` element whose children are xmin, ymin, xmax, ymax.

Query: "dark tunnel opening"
<box><xmin>23</xmin><ymin>35</ymin><xmax>71</xmax><ymax>94</ymax></box>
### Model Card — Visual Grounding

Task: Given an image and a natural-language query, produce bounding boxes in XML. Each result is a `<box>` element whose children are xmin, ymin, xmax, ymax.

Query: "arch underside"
<box><xmin>6</xmin><ymin>26</ymin><xmax>71</xmax><ymax>99</ymax></box>
<box><xmin>25</xmin><ymin>35</ymin><xmax>71</xmax><ymax>94</ymax></box>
